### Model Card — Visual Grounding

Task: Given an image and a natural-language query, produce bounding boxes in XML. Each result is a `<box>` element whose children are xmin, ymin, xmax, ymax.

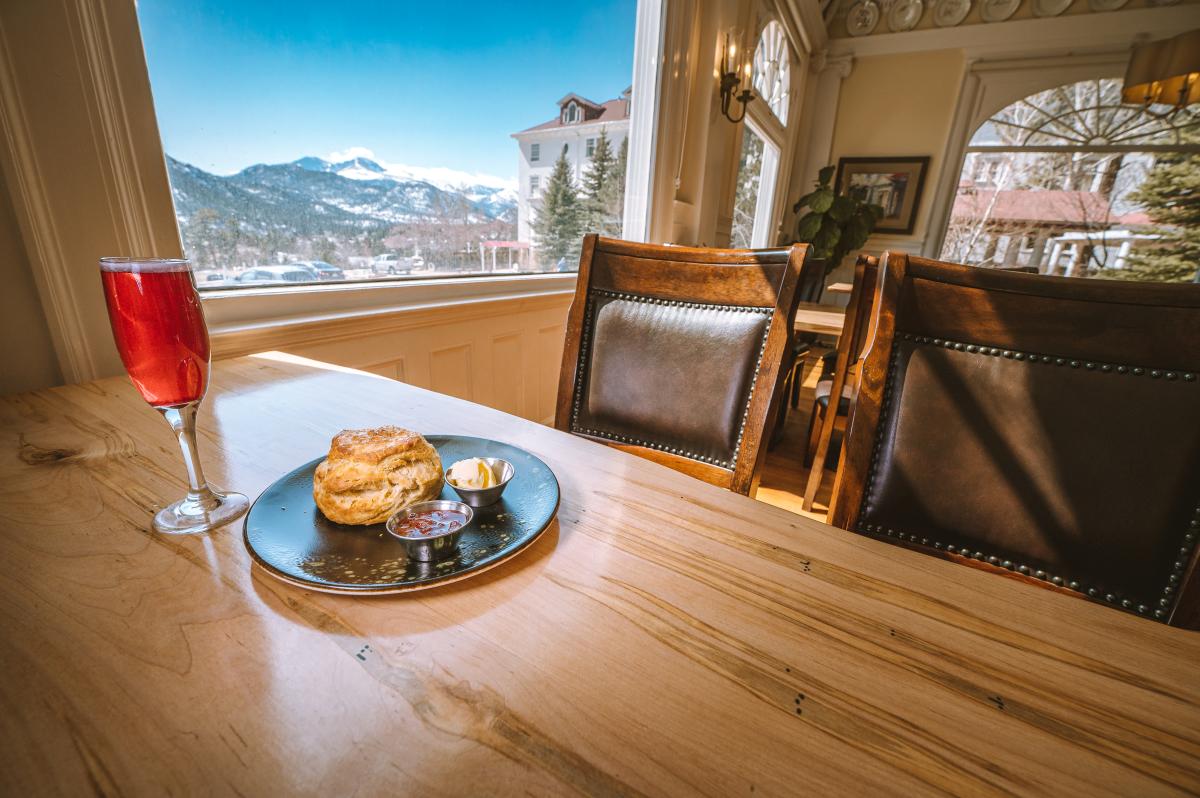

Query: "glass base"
<box><xmin>153</xmin><ymin>489</ymin><xmax>250</xmax><ymax>534</ymax></box>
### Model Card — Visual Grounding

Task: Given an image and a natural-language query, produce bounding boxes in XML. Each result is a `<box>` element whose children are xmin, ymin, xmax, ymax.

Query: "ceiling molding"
<box><xmin>827</xmin><ymin>5</ymin><xmax>1198</xmax><ymax>59</ymax></box>
<box><xmin>779</xmin><ymin>0</ymin><xmax>828</xmax><ymax>55</ymax></box>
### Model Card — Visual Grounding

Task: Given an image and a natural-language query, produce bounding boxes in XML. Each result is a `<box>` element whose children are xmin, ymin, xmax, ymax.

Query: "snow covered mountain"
<box><xmin>289</xmin><ymin>150</ymin><xmax>518</xmax><ymax>213</ymax></box>
<box><xmin>166</xmin><ymin>152</ymin><xmax>517</xmax><ymax>241</ymax></box>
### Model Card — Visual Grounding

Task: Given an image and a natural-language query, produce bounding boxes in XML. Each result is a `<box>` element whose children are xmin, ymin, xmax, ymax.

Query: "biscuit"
<box><xmin>313</xmin><ymin>426</ymin><xmax>443</xmax><ymax>525</ymax></box>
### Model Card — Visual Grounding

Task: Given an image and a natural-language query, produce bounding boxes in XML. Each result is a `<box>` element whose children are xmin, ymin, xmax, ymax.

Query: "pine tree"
<box><xmin>580</xmin><ymin>128</ymin><xmax>616</xmax><ymax>234</ymax></box>
<box><xmin>532</xmin><ymin>147</ymin><xmax>583</xmax><ymax>267</ymax></box>
<box><xmin>1112</xmin><ymin>127</ymin><xmax>1200</xmax><ymax>283</ymax></box>
<box><xmin>599</xmin><ymin>136</ymin><xmax>628</xmax><ymax>237</ymax></box>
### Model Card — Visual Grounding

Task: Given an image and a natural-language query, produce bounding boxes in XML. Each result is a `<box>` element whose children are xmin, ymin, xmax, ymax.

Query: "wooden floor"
<box><xmin>757</xmin><ymin>348</ymin><xmax>835</xmax><ymax>523</ymax></box>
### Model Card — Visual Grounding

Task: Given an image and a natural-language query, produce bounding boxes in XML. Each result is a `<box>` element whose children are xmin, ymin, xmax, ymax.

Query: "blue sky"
<box><xmin>138</xmin><ymin>0</ymin><xmax>636</xmax><ymax>181</ymax></box>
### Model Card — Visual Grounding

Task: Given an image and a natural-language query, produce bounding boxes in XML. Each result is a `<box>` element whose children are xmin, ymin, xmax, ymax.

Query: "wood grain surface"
<box><xmin>1</xmin><ymin>352</ymin><xmax>1198</xmax><ymax>796</ymax></box>
<box><xmin>793</xmin><ymin>302</ymin><xmax>846</xmax><ymax>336</ymax></box>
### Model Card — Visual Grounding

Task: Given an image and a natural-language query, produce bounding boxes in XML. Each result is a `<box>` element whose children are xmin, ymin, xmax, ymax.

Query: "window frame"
<box><xmin>530</xmin><ymin>142</ymin><xmax>540</xmax><ymax>162</ymax></box>
<box><xmin>924</xmin><ymin>53</ymin><xmax>1136</xmax><ymax>259</ymax></box>
<box><xmin>732</xmin><ymin>15</ymin><xmax>793</xmax><ymax>249</ymax></box>
<box><xmin>0</xmin><ymin>0</ymin><xmax>665</xmax><ymax>379</ymax></box>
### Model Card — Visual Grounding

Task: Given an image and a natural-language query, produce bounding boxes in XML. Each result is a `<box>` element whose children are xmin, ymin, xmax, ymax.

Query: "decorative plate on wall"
<box><xmin>889</xmin><ymin>0</ymin><xmax>925</xmax><ymax>31</ymax></box>
<box><xmin>981</xmin><ymin>0</ymin><xmax>1021</xmax><ymax>21</ymax></box>
<box><xmin>933</xmin><ymin>0</ymin><xmax>972</xmax><ymax>26</ymax></box>
<box><xmin>1033</xmin><ymin>0</ymin><xmax>1073</xmax><ymax>15</ymax></box>
<box><xmin>1088</xmin><ymin>0</ymin><xmax>1127</xmax><ymax>8</ymax></box>
<box><xmin>847</xmin><ymin>0</ymin><xmax>881</xmax><ymax>35</ymax></box>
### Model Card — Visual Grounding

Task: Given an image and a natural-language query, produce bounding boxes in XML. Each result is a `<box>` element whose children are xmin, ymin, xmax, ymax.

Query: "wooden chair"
<box><xmin>830</xmin><ymin>251</ymin><xmax>1200</xmax><ymax>627</ymax></box>
<box><xmin>800</xmin><ymin>255</ymin><xmax>879</xmax><ymax>511</ymax></box>
<box><xmin>556</xmin><ymin>235</ymin><xmax>814</xmax><ymax>495</ymax></box>
<box><xmin>779</xmin><ymin>267</ymin><xmax>829</xmax><ymax>417</ymax></box>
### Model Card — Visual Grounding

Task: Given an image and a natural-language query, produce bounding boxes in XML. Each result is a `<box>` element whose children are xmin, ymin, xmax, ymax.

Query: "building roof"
<box><xmin>951</xmin><ymin>190</ymin><xmax>1118</xmax><ymax>228</ymax></box>
<box><xmin>514</xmin><ymin>96</ymin><xmax>631</xmax><ymax>135</ymax></box>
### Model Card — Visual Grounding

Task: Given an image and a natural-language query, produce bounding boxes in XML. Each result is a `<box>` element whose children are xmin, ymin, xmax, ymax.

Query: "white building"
<box><xmin>511</xmin><ymin>88</ymin><xmax>631</xmax><ymax>245</ymax></box>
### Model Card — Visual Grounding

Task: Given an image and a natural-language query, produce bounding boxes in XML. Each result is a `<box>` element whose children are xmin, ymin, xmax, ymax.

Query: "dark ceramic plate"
<box><xmin>243</xmin><ymin>435</ymin><xmax>559</xmax><ymax>594</ymax></box>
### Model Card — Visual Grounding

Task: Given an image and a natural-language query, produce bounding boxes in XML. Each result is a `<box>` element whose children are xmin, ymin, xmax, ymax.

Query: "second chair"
<box><xmin>556</xmin><ymin>235</ymin><xmax>815</xmax><ymax>495</ymax></box>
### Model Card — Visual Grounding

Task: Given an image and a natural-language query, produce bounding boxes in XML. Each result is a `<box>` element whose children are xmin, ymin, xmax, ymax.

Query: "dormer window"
<box><xmin>564</xmin><ymin>102</ymin><xmax>580</xmax><ymax>124</ymax></box>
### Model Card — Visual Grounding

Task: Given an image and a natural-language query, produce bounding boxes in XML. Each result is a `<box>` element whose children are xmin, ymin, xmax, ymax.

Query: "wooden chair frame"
<box><xmin>830</xmin><ymin>251</ymin><xmax>1200</xmax><ymax>627</ymax></box>
<box><xmin>556</xmin><ymin>235</ymin><xmax>812</xmax><ymax>495</ymax></box>
<box><xmin>801</xmin><ymin>255</ymin><xmax>879</xmax><ymax>511</ymax></box>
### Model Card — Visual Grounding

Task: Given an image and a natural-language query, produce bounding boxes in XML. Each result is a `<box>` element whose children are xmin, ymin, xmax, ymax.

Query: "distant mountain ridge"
<box><xmin>166</xmin><ymin>154</ymin><xmax>518</xmax><ymax>240</ymax></box>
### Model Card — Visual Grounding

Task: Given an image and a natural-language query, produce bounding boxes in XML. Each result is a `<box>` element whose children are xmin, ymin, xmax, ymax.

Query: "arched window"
<box><xmin>752</xmin><ymin>21</ymin><xmax>789</xmax><ymax>126</ymax></box>
<box><xmin>564</xmin><ymin>102</ymin><xmax>579</xmax><ymax>124</ymax></box>
<box><xmin>940</xmin><ymin>78</ymin><xmax>1199</xmax><ymax>282</ymax></box>
<box><xmin>731</xmin><ymin>20</ymin><xmax>792</xmax><ymax>248</ymax></box>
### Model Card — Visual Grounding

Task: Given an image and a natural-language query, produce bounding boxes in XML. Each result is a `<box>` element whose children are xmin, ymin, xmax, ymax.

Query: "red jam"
<box><xmin>391</xmin><ymin>509</ymin><xmax>468</xmax><ymax>539</ymax></box>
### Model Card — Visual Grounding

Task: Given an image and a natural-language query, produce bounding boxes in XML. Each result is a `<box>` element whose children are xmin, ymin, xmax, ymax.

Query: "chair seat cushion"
<box><xmin>815</xmin><ymin>379</ymin><xmax>853</xmax><ymax>413</ymax></box>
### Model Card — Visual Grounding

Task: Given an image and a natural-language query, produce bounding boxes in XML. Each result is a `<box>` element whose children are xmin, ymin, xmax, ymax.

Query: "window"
<box><xmin>586</xmin><ymin>138</ymin><xmax>596</xmax><ymax>157</ymax></box>
<box><xmin>752</xmin><ymin>21</ymin><xmax>790</xmax><ymax>126</ymax></box>
<box><xmin>730</xmin><ymin>122</ymin><xmax>780</xmax><ymax>248</ymax></box>
<box><xmin>940</xmin><ymin>78</ymin><xmax>1200</xmax><ymax>282</ymax></box>
<box><xmin>136</xmin><ymin>1</ymin><xmax>639</xmax><ymax>289</ymax></box>
<box><xmin>730</xmin><ymin>21</ymin><xmax>790</xmax><ymax>248</ymax></box>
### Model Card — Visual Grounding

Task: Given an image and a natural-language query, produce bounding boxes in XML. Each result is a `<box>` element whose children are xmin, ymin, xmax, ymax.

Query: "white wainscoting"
<box><xmin>211</xmin><ymin>289</ymin><xmax>574</xmax><ymax>425</ymax></box>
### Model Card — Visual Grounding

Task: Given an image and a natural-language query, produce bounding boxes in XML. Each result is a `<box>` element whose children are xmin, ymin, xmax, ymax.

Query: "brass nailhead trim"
<box><xmin>570</xmin><ymin>289</ymin><xmax>773</xmax><ymax>470</ymax></box>
<box><xmin>857</xmin><ymin>332</ymin><xmax>1200</xmax><ymax>622</ymax></box>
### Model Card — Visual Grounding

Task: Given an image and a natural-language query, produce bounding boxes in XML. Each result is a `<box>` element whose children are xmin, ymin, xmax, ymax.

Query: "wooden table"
<box><xmin>3</xmin><ymin>353</ymin><xmax>1199</xmax><ymax>796</ymax></box>
<box><xmin>793</xmin><ymin>301</ymin><xmax>846</xmax><ymax>336</ymax></box>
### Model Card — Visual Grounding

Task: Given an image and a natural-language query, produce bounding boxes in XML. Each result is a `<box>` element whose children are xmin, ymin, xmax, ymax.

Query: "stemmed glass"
<box><xmin>99</xmin><ymin>257</ymin><xmax>249</xmax><ymax>533</ymax></box>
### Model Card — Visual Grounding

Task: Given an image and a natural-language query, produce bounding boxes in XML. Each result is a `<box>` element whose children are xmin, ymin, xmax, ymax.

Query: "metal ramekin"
<box><xmin>385</xmin><ymin>500</ymin><xmax>473</xmax><ymax>562</ymax></box>
<box><xmin>446</xmin><ymin>458</ymin><xmax>515</xmax><ymax>507</ymax></box>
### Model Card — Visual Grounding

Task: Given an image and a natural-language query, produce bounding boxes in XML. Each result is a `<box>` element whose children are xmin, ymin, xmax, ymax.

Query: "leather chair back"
<box><xmin>556</xmin><ymin>235</ymin><xmax>813</xmax><ymax>495</ymax></box>
<box><xmin>831</xmin><ymin>252</ymin><xmax>1200</xmax><ymax>627</ymax></box>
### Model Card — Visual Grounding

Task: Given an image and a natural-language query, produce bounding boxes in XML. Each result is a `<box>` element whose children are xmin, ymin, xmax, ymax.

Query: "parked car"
<box><xmin>292</xmin><ymin>260</ymin><xmax>345</xmax><ymax>280</ymax></box>
<box><xmin>371</xmin><ymin>253</ymin><xmax>411</xmax><ymax>275</ymax></box>
<box><xmin>235</xmin><ymin>265</ymin><xmax>316</xmax><ymax>285</ymax></box>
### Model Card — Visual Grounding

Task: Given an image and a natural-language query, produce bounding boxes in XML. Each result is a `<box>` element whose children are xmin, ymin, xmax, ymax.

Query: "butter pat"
<box><xmin>447</xmin><ymin>458</ymin><xmax>498</xmax><ymax>490</ymax></box>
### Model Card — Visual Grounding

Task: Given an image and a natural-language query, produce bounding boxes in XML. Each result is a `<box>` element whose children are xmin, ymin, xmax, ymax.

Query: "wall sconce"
<box><xmin>1122</xmin><ymin>29</ymin><xmax>1200</xmax><ymax>119</ymax></box>
<box><xmin>718</xmin><ymin>33</ymin><xmax>755</xmax><ymax>123</ymax></box>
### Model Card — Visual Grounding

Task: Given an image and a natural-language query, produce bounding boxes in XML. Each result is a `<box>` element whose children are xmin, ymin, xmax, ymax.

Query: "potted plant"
<box><xmin>791</xmin><ymin>165</ymin><xmax>884</xmax><ymax>275</ymax></box>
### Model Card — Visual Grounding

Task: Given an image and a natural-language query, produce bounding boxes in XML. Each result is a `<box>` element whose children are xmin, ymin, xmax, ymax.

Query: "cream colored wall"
<box><xmin>211</xmin><ymin>294</ymin><xmax>573</xmax><ymax>425</ymax></box>
<box><xmin>827</xmin><ymin>48</ymin><xmax>966</xmax><ymax>249</ymax></box>
<box><xmin>0</xmin><ymin>170</ymin><xmax>61</xmax><ymax>395</ymax></box>
<box><xmin>0</xmin><ymin>0</ymin><xmax>183</xmax><ymax>386</ymax></box>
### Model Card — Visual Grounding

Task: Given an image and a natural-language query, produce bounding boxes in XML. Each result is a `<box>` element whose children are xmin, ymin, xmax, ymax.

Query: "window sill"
<box><xmin>203</xmin><ymin>272</ymin><xmax>578</xmax><ymax>359</ymax></box>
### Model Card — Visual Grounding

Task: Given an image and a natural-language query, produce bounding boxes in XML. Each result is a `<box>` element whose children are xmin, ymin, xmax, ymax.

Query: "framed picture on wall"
<box><xmin>834</xmin><ymin>156</ymin><xmax>930</xmax><ymax>235</ymax></box>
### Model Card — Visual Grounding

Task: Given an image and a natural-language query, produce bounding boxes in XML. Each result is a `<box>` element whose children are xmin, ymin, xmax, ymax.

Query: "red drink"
<box><xmin>101</xmin><ymin>260</ymin><xmax>210</xmax><ymax>407</ymax></box>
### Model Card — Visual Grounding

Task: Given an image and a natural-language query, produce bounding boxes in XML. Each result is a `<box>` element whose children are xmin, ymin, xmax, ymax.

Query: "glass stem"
<box><xmin>158</xmin><ymin>401</ymin><xmax>220</xmax><ymax>511</ymax></box>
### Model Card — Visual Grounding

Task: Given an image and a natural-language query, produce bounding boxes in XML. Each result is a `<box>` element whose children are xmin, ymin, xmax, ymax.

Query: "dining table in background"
<box><xmin>2</xmin><ymin>352</ymin><xmax>1199</xmax><ymax>796</ymax></box>
<box><xmin>826</xmin><ymin>281</ymin><xmax>853</xmax><ymax>295</ymax></box>
<box><xmin>792</xmin><ymin>301</ymin><xmax>846</xmax><ymax>337</ymax></box>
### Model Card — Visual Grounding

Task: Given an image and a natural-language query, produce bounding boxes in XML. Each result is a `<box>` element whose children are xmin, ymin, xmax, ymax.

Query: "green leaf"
<box><xmin>795</xmin><ymin>212</ymin><xmax>823</xmax><ymax>242</ymax></box>
<box><xmin>844</xmin><ymin>215</ymin><xmax>871</xmax><ymax>251</ymax></box>
<box><xmin>828</xmin><ymin>195</ymin><xmax>855</xmax><ymax>223</ymax></box>
<box><xmin>792</xmin><ymin>190</ymin><xmax>817</xmax><ymax>213</ymax></box>
<box><xmin>866</xmin><ymin>203</ymin><xmax>886</xmax><ymax>223</ymax></box>
<box><xmin>808</xmin><ymin>188</ymin><xmax>834</xmax><ymax>213</ymax></box>
<box><xmin>814</xmin><ymin>219</ymin><xmax>842</xmax><ymax>254</ymax></box>
<box><xmin>817</xmin><ymin>165</ymin><xmax>836</xmax><ymax>188</ymax></box>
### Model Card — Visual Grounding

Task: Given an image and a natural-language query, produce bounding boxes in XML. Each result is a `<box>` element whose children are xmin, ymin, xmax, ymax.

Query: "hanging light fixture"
<box><xmin>718</xmin><ymin>33</ymin><xmax>755</xmax><ymax>124</ymax></box>
<box><xmin>1122</xmin><ymin>29</ymin><xmax>1200</xmax><ymax>118</ymax></box>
